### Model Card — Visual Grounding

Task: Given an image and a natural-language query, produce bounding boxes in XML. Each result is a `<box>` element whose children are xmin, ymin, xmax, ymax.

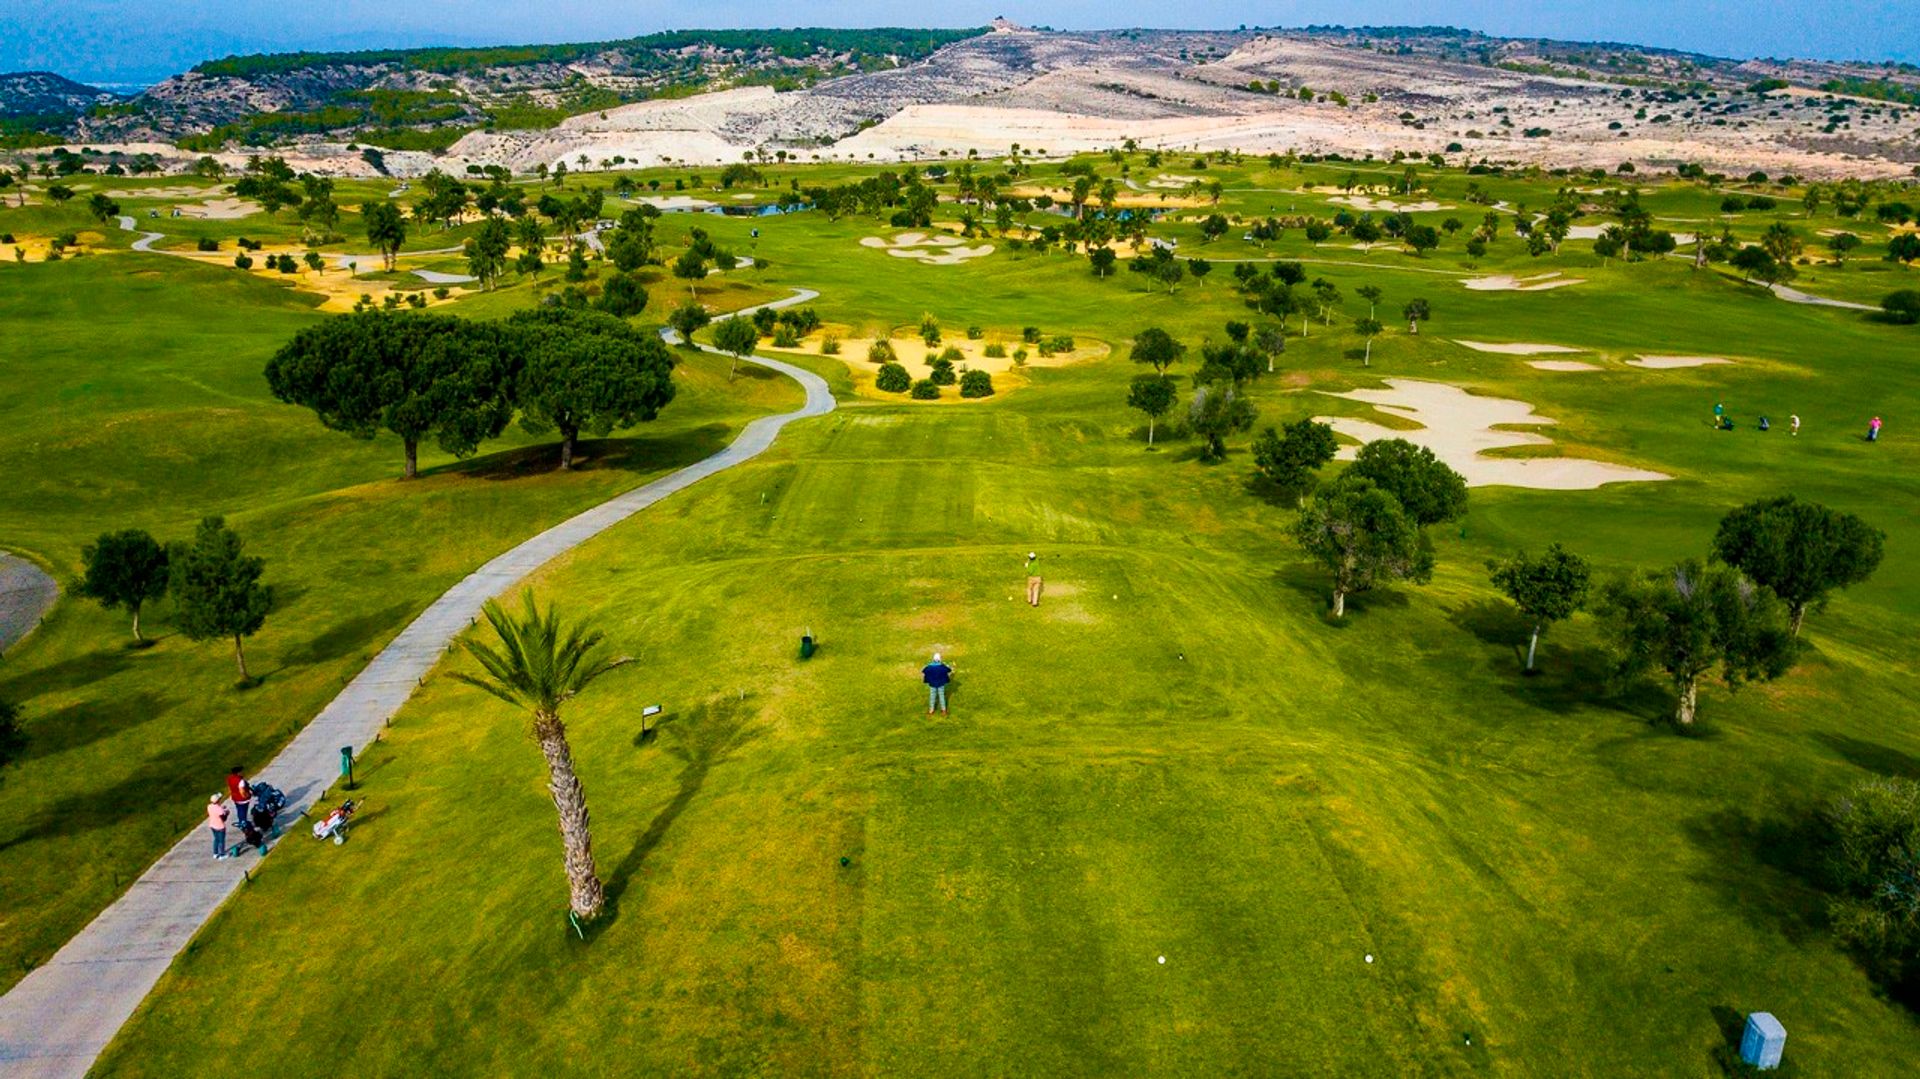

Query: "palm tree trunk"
<box><xmin>534</xmin><ymin>712</ymin><xmax>605</xmax><ymax>920</ymax></box>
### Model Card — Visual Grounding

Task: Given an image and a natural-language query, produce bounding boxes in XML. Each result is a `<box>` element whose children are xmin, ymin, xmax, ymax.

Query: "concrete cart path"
<box><xmin>0</xmin><ymin>553</ymin><xmax>58</xmax><ymax>655</ymax></box>
<box><xmin>0</xmin><ymin>289</ymin><xmax>830</xmax><ymax>1079</ymax></box>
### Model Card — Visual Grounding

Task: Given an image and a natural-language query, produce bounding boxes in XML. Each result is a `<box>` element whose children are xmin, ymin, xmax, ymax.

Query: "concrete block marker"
<box><xmin>1740</xmin><ymin>1012</ymin><xmax>1785</xmax><ymax>1070</ymax></box>
<box><xmin>0</xmin><ymin>289</ymin><xmax>832</xmax><ymax>1079</ymax></box>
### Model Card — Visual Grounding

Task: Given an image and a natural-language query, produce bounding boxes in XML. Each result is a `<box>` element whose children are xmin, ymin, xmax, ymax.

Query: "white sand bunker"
<box><xmin>176</xmin><ymin>197</ymin><xmax>260</xmax><ymax>220</ymax></box>
<box><xmin>104</xmin><ymin>184</ymin><xmax>218</xmax><ymax>199</ymax></box>
<box><xmin>1146</xmin><ymin>173</ymin><xmax>1202</xmax><ymax>188</ymax></box>
<box><xmin>1327</xmin><ymin>195</ymin><xmax>1455</xmax><ymax>213</ymax></box>
<box><xmin>1464</xmin><ymin>272</ymin><xmax>1584</xmax><ymax>292</ymax></box>
<box><xmin>1529</xmin><ymin>360</ymin><xmax>1603</xmax><ymax>372</ymax></box>
<box><xmin>1318</xmin><ymin>379</ymin><xmax>1668</xmax><ymax>490</ymax></box>
<box><xmin>634</xmin><ymin>195</ymin><xmax>717</xmax><ymax>211</ymax></box>
<box><xmin>860</xmin><ymin>231</ymin><xmax>994</xmax><ymax>265</ymax></box>
<box><xmin>1454</xmin><ymin>340</ymin><xmax>1584</xmax><ymax>355</ymax></box>
<box><xmin>1629</xmin><ymin>355</ymin><xmax>1733</xmax><ymax>369</ymax></box>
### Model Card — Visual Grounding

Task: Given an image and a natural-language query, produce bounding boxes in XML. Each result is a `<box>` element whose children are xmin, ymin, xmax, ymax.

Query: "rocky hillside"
<box><xmin>0</xmin><ymin>71</ymin><xmax>120</xmax><ymax>118</ymax></box>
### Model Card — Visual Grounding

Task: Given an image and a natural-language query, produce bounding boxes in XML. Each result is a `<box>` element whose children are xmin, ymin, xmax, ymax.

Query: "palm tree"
<box><xmin>454</xmin><ymin>590</ymin><xmax>630</xmax><ymax>921</ymax></box>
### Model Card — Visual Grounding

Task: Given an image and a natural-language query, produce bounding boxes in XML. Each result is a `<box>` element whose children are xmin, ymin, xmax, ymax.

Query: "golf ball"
<box><xmin>1365</xmin><ymin>954</ymin><xmax>1374</xmax><ymax>964</ymax></box>
<box><xmin>1157</xmin><ymin>955</ymin><xmax>1166</xmax><ymax>964</ymax></box>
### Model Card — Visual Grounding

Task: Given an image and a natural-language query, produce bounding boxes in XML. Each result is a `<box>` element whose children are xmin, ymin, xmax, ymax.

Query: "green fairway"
<box><xmin>5</xmin><ymin>153</ymin><xmax>1920</xmax><ymax>1075</ymax></box>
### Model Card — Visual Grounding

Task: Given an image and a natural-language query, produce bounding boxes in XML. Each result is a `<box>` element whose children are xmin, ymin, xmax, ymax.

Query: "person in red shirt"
<box><xmin>225</xmin><ymin>766</ymin><xmax>251</xmax><ymax>829</ymax></box>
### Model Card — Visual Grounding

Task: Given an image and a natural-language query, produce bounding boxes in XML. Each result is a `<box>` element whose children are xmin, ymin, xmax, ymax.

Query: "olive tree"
<box><xmin>77</xmin><ymin>529</ymin><xmax>170</xmax><ymax>642</ymax></box>
<box><xmin>1251</xmin><ymin>419</ymin><xmax>1337</xmax><ymax>503</ymax></box>
<box><xmin>1488</xmin><ymin>544</ymin><xmax>1592</xmax><ymax>672</ymax></box>
<box><xmin>1597</xmin><ymin>559</ymin><xmax>1796</xmax><ymax>726</ymax></box>
<box><xmin>1292</xmin><ymin>475</ymin><xmax>1432</xmax><ymax>618</ymax></box>
<box><xmin>1126</xmin><ymin>374</ymin><xmax>1176</xmax><ymax>446</ymax></box>
<box><xmin>1711</xmin><ymin>495</ymin><xmax>1884</xmax><ymax>636</ymax></box>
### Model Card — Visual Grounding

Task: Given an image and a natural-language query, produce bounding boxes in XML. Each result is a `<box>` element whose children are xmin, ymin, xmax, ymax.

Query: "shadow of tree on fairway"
<box><xmin>275</xmin><ymin>602</ymin><xmax>412</xmax><ymax>670</ymax></box>
<box><xmin>1813</xmin><ymin>731</ymin><xmax>1920</xmax><ymax>780</ymax></box>
<box><xmin>419</xmin><ymin>424</ymin><xmax>734</xmax><ymax>484</ymax></box>
<box><xmin>604</xmin><ymin>696</ymin><xmax>764</xmax><ymax>917</ymax></box>
<box><xmin>0</xmin><ymin>645</ymin><xmax>139</xmax><ymax>700</ymax></box>
<box><xmin>1681</xmin><ymin>807</ymin><xmax>1829</xmax><ymax>945</ymax></box>
<box><xmin>18</xmin><ymin>690</ymin><xmax>174</xmax><ymax>763</ymax></box>
<box><xmin>0</xmin><ymin>737</ymin><xmax>226</xmax><ymax>857</ymax></box>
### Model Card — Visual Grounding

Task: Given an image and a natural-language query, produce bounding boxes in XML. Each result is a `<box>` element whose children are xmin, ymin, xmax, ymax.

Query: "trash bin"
<box><xmin>799</xmin><ymin>634</ymin><xmax>815</xmax><ymax>660</ymax></box>
<box><xmin>1740</xmin><ymin>1012</ymin><xmax>1785</xmax><ymax>1070</ymax></box>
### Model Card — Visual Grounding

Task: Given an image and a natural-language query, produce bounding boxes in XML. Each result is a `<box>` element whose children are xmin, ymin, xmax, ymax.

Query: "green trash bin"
<box><xmin>799</xmin><ymin>633</ymin><xmax>816</xmax><ymax>660</ymax></box>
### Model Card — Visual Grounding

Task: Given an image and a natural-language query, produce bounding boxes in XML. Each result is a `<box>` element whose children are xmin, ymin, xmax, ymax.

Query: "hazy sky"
<box><xmin>5</xmin><ymin>1</ymin><xmax>1916</xmax><ymax>87</ymax></box>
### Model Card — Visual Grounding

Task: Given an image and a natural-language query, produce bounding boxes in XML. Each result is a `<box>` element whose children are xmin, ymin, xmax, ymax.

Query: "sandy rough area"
<box><xmin>1463</xmin><ymin>273</ymin><xmax>1585</xmax><ymax>292</ymax></box>
<box><xmin>1528</xmin><ymin>360</ymin><xmax>1605</xmax><ymax>371</ymax></box>
<box><xmin>1318</xmin><ymin>378</ymin><xmax>1668</xmax><ymax>489</ymax></box>
<box><xmin>860</xmin><ymin>232</ymin><xmax>994</xmax><ymax>264</ymax></box>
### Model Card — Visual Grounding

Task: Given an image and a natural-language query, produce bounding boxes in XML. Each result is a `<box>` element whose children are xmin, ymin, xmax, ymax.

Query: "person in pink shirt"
<box><xmin>206</xmin><ymin>794</ymin><xmax>230</xmax><ymax>859</ymax></box>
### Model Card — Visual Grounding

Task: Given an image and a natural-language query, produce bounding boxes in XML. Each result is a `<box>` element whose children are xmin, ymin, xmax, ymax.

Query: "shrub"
<box><xmin>1046</xmin><ymin>334</ymin><xmax>1075</xmax><ymax>354</ymax></box>
<box><xmin>875</xmin><ymin>361</ymin><xmax>911</xmax><ymax>392</ymax></box>
<box><xmin>772</xmin><ymin>326</ymin><xmax>799</xmax><ymax>348</ymax></box>
<box><xmin>0</xmin><ymin>232</ymin><xmax>11</xmax><ymax>244</ymax></box>
<box><xmin>965</xmin><ymin>325</ymin><xmax>984</xmax><ymax>339</ymax></box>
<box><xmin>929</xmin><ymin>358</ymin><xmax>957</xmax><ymax>385</ymax></box>
<box><xmin>1022</xmin><ymin>326</ymin><xmax>1041</xmax><ymax>343</ymax></box>
<box><xmin>939</xmin><ymin>345</ymin><xmax>964</xmax><ymax>364</ymax></box>
<box><xmin>195</xmin><ymin>237</ymin><xmax>219</xmax><ymax>251</ymax></box>
<box><xmin>919</xmin><ymin>312</ymin><xmax>940</xmax><ymax>345</ymax></box>
<box><xmin>233</xmin><ymin>253</ymin><xmax>253</xmax><ymax>269</ymax></box>
<box><xmin>237</xmin><ymin>236</ymin><xmax>261</xmax><ymax>251</ymax></box>
<box><xmin>1823</xmin><ymin>777</ymin><xmax>1920</xmax><ymax>985</ymax></box>
<box><xmin>821</xmin><ymin>335</ymin><xmax>841</xmax><ymax>355</ymax></box>
<box><xmin>868</xmin><ymin>339</ymin><xmax>898</xmax><ymax>363</ymax></box>
<box><xmin>983</xmin><ymin>343</ymin><xmax>1007</xmax><ymax>358</ymax></box>
<box><xmin>960</xmin><ymin>369</ymin><xmax>994</xmax><ymax>397</ymax></box>
<box><xmin>1883</xmin><ymin>289</ymin><xmax>1920</xmax><ymax>325</ymax></box>
<box><xmin>433</xmin><ymin>287</ymin><xmax>450</xmax><ymax>300</ymax></box>
<box><xmin>1013</xmin><ymin>348</ymin><xmax>1029</xmax><ymax>366</ymax></box>
<box><xmin>407</xmin><ymin>292</ymin><xmax>427</xmax><ymax>308</ymax></box>
<box><xmin>910</xmin><ymin>378</ymin><xmax>940</xmax><ymax>399</ymax></box>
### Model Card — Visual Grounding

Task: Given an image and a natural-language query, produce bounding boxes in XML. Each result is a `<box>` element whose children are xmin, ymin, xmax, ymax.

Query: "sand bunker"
<box><xmin>1528</xmin><ymin>360</ymin><xmax>1604</xmax><ymax>372</ymax></box>
<box><xmin>1454</xmin><ymin>340</ymin><xmax>1584</xmax><ymax>355</ymax></box>
<box><xmin>104</xmin><ymin>184</ymin><xmax>220</xmax><ymax>200</ymax></box>
<box><xmin>1146</xmin><ymin>173</ymin><xmax>1202</xmax><ymax>189</ymax></box>
<box><xmin>1463</xmin><ymin>272</ymin><xmax>1584</xmax><ymax>292</ymax></box>
<box><xmin>175</xmin><ymin>197</ymin><xmax>261</xmax><ymax>220</ymax></box>
<box><xmin>1628</xmin><ymin>355</ymin><xmax>1733</xmax><ymax>369</ymax></box>
<box><xmin>1317</xmin><ymin>378</ymin><xmax>1667</xmax><ymax>490</ymax></box>
<box><xmin>632</xmin><ymin>195</ymin><xmax>717</xmax><ymax>211</ymax></box>
<box><xmin>1327</xmin><ymin>195</ymin><xmax>1455</xmax><ymax>213</ymax></box>
<box><xmin>775</xmin><ymin>330</ymin><xmax>1104</xmax><ymax>376</ymax></box>
<box><xmin>860</xmin><ymin>231</ymin><xmax>994</xmax><ymax>265</ymax></box>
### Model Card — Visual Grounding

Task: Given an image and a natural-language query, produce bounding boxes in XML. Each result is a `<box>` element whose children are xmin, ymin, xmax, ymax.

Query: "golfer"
<box><xmin>1790</xmin><ymin>413</ymin><xmax>1801</xmax><ymax>436</ymax></box>
<box><xmin>922</xmin><ymin>652</ymin><xmax>953</xmax><ymax>715</ymax></box>
<box><xmin>1025</xmin><ymin>551</ymin><xmax>1043</xmax><ymax>607</ymax></box>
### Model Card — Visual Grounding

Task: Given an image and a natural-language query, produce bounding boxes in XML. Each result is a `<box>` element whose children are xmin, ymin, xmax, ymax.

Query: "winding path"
<box><xmin>0</xmin><ymin>553</ymin><xmax>58</xmax><ymax>656</ymax></box>
<box><xmin>0</xmin><ymin>289</ymin><xmax>831</xmax><ymax>1079</ymax></box>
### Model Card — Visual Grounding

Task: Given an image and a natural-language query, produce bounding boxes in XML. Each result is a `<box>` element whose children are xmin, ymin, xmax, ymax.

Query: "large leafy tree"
<box><xmin>1125</xmin><ymin>374</ymin><xmax>1175</xmax><ymax>446</ymax></box>
<box><xmin>170</xmin><ymin>517</ymin><xmax>273</xmax><ymax>683</ymax></box>
<box><xmin>464</xmin><ymin>216</ymin><xmax>512</xmax><ymax>290</ymax></box>
<box><xmin>1711</xmin><ymin>495</ymin><xmax>1884</xmax><ymax>636</ymax></box>
<box><xmin>454</xmin><ymin>590</ymin><xmax>629</xmax><ymax>921</ymax></box>
<box><xmin>1345</xmin><ymin>438</ymin><xmax>1469</xmax><ymax>527</ymax></box>
<box><xmin>361</xmin><ymin>200</ymin><xmax>408</xmax><ymax>271</ymax></box>
<box><xmin>1488</xmin><ymin>544</ymin><xmax>1592</xmax><ymax>672</ymax></box>
<box><xmin>267</xmin><ymin>311</ymin><xmax>518</xmax><ymax>479</ymax></box>
<box><xmin>77</xmin><ymin>529</ymin><xmax>170</xmax><ymax>641</ymax></box>
<box><xmin>710</xmin><ymin>313</ymin><xmax>759</xmax><ymax>382</ymax></box>
<box><xmin>1292</xmin><ymin>475</ymin><xmax>1432</xmax><ymax>618</ymax></box>
<box><xmin>1252</xmin><ymin>419</ymin><xmax>1338</xmax><ymax>502</ymax></box>
<box><xmin>1188</xmin><ymin>382</ymin><xmax>1256</xmax><ymax>462</ymax></box>
<box><xmin>1597</xmin><ymin>559</ymin><xmax>1796</xmax><ymax>726</ymax></box>
<box><xmin>1129</xmin><ymin>327</ymin><xmax>1185</xmax><ymax>374</ymax></box>
<box><xmin>508</xmin><ymin>307</ymin><xmax>677</xmax><ymax>470</ymax></box>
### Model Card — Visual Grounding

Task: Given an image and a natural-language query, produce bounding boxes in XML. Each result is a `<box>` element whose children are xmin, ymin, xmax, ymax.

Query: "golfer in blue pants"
<box><xmin>923</xmin><ymin>653</ymin><xmax>953</xmax><ymax>715</ymax></box>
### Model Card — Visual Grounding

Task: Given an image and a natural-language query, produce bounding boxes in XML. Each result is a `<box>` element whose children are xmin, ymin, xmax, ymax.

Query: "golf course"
<box><xmin>2</xmin><ymin>147</ymin><xmax>1917</xmax><ymax>1076</ymax></box>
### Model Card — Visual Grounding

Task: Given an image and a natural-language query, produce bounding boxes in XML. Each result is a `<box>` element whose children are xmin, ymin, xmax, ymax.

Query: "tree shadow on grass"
<box><xmin>274</xmin><ymin>602</ymin><xmax>413</xmax><ymax>670</ymax></box>
<box><xmin>0</xmin><ymin>646</ymin><xmax>138</xmax><ymax>700</ymax></box>
<box><xmin>19</xmin><ymin>689</ymin><xmax>174</xmax><ymax>763</ymax></box>
<box><xmin>1680</xmin><ymin>806</ymin><xmax>1829</xmax><ymax>946</ymax></box>
<box><xmin>1812</xmin><ymin>731</ymin><xmax>1920</xmax><ymax>780</ymax></box>
<box><xmin>420</xmin><ymin>424</ymin><xmax>734</xmax><ymax>484</ymax></box>
<box><xmin>604</xmin><ymin>696</ymin><xmax>764</xmax><ymax>917</ymax></box>
<box><xmin>0</xmin><ymin>737</ymin><xmax>226</xmax><ymax>857</ymax></box>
